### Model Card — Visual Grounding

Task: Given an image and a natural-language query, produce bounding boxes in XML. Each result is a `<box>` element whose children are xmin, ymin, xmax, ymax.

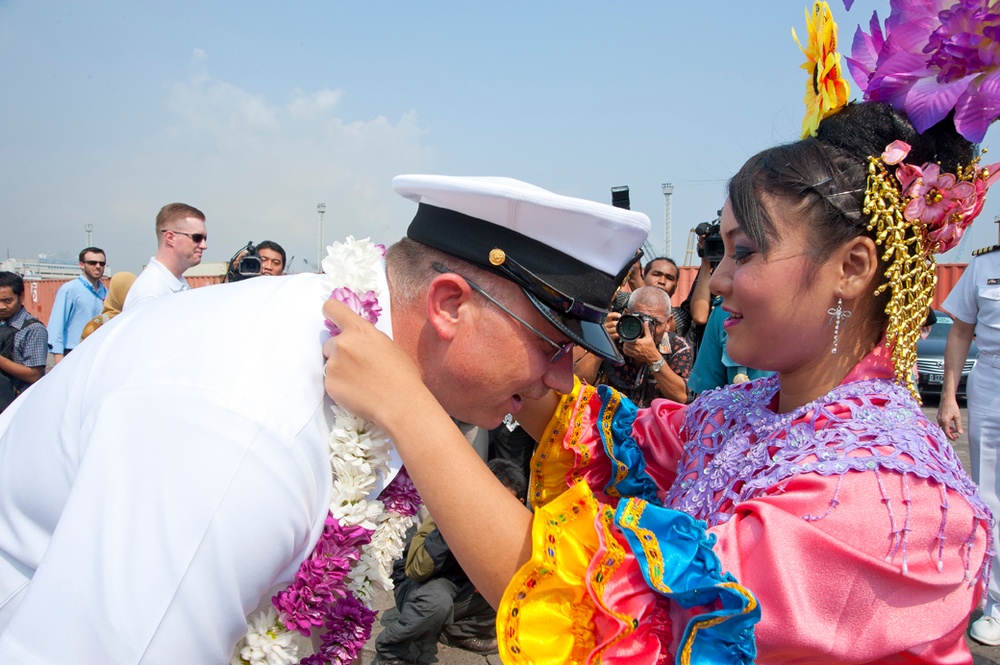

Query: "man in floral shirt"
<box><xmin>575</xmin><ymin>286</ymin><xmax>692</xmax><ymax>407</ymax></box>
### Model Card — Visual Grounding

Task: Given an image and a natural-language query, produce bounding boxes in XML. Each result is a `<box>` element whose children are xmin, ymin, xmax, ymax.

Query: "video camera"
<box><xmin>609</xmin><ymin>185</ymin><xmax>636</xmax><ymax>315</ymax></box>
<box><xmin>695</xmin><ymin>210</ymin><xmax>725</xmax><ymax>265</ymax></box>
<box><xmin>226</xmin><ymin>242</ymin><xmax>263</xmax><ymax>282</ymax></box>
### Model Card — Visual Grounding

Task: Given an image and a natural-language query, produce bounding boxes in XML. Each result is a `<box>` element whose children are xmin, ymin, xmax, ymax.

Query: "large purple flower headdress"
<box><xmin>795</xmin><ymin>2</ymin><xmax>1000</xmax><ymax>397</ymax></box>
<box><xmin>845</xmin><ymin>0</ymin><xmax>1000</xmax><ymax>143</ymax></box>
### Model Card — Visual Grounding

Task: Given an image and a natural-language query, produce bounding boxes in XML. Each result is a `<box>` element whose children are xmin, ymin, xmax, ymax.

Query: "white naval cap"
<box><xmin>393</xmin><ymin>174</ymin><xmax>651</xmax><ymax>364</ymax></box>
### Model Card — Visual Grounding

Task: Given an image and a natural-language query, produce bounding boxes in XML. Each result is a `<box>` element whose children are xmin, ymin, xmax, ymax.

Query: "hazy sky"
<box><xmin>3</xmin><ymin>0</ymin><xmax>998</xmax><ymax>274</ymax></box>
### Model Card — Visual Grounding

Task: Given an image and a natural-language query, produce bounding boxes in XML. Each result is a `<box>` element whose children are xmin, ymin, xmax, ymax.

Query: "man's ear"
<box><xmin>425</xmin><ymin>273</ymin><xmax>474</xmax><ymax>341</ymax></box>
<box><xmin>836</xmin><ymin>235</ymin><xmax>878</xmax><ymax>300</ymax></box>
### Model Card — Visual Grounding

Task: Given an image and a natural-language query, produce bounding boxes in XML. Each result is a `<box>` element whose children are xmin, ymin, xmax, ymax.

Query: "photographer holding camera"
<box><xmin>225</xmin><ymin>240</ymin><xmax>287</xmax><ymax>282</ymax></box>
<box><xmin>668</xmin><ymin>216</ymin><xmax>724</xmax><ymax>358</ymax></box>
<box><xmin>574</xmin><ymin>286</ymin><xmax>692</xmax><ymax>407</ymax></box>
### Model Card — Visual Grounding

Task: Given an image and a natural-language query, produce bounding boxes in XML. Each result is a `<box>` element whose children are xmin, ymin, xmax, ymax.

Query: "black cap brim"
<box><xmin>523</xmin><ymin>289</ymin><xmax>624</xmax><ymax>365</ymax></box>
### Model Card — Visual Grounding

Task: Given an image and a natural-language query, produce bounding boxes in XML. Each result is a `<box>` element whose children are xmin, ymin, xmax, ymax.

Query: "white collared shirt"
<box><xmin>122</xmin><ymin>257</ymin><xmax>189</xmax><ymax>312</ymax></box>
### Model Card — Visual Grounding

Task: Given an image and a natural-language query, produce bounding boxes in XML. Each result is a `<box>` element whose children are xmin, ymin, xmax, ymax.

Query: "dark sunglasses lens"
<box><xmin>85</xmin><ymin>261</ymin><xmax>106</xmax><ymax>266</ymax></box>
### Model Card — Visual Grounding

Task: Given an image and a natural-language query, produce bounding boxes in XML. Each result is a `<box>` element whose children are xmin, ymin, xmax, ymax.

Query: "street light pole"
<box><xmin>317</xmin><ymin>203</ymin><xmax>326</xmax><ymax>270</ymax></box>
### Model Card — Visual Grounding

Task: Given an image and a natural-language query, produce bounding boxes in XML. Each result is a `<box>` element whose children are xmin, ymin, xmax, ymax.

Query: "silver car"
<box><xmin>916</xmin><ymin>310</ymin><xmax>978</xmax><ymax>398</ymax></box>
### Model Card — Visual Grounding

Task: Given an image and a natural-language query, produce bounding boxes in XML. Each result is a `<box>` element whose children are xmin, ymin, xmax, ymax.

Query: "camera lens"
<box><xmin>616</xmin><ymin>314</ymin><xmax>645</xmax><ymax>342</ymax></box>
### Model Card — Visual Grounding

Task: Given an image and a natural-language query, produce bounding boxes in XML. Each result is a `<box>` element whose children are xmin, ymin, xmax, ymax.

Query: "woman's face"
<box><xmin>709</xmin><ymin>196</ymin><xmax>841</xmax><ymax>376</ymax></box>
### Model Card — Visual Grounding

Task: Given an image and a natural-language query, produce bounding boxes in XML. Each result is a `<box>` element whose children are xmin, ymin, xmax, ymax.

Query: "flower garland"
<box><xmin>231</xmin><ymin>237</ymin><xmax>423</xmax><ymax>665</ymax></box>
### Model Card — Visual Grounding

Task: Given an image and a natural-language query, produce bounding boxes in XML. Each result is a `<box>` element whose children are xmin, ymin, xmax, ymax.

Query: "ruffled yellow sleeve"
<box><xmin>504</xmin><ymin>379</ymin><xmax>759</xmax><ymax>664</ymax></box>
<box><xmin>529</xmin><ymin>376</ymin><xmax>668</xmax><ymax>510</ymax></box>
<box><xmin>498</xmin><ymin>480</ymin><xmax>760</xmax><ymax>665</ymax></box>
<box><xmin>528</xmin><ymin>377</ymin><xmax>605</xmax><ymax>508</ymax></box>
<box><xmin>497</xmin><ymin>481</ymin><xmax>604</xmax><ymax>663</ymax></box>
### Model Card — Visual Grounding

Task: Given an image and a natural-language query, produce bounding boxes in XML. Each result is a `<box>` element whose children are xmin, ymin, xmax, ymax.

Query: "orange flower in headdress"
<box><xmin>793</xmin><ymin>1</ymin><xmax>851</xmax><ymax>138</ymax></box>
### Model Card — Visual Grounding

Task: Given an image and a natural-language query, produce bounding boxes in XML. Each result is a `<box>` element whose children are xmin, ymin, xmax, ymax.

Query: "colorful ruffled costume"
<box><xmin>499</xmin><ymin>344</ymin><xmax>992</xmax><ymax>664</ymax></box>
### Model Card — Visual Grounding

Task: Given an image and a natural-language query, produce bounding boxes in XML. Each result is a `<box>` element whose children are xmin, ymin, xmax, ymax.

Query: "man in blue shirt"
<box><xmin>47</xmin><ymin>247</ymin><xmax>107</xmax><ymax>363</ymax></box>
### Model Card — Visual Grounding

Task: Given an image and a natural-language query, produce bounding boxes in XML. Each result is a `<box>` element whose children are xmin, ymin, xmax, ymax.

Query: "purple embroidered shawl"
<box><xmin>663</xmin><ymin>374</ymin><xmax>992</xmax><ymax>580</ymax></box>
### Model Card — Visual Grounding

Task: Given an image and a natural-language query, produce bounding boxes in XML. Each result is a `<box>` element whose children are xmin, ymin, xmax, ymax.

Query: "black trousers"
<box><xmin>376</xmin><ymin>577</ymin><xmax>495</xmax><ymax>659</ymax></box>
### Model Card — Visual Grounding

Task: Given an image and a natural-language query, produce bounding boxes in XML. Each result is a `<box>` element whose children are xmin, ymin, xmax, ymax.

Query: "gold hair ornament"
<box><xmin>864</xmin><ymin>140</ymin><xmax>1000</xmax><ymax>400</ymax></box>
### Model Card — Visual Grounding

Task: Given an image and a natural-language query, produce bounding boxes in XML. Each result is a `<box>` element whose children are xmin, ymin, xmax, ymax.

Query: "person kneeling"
<box><xmin>375</xmin><ymin>459</ymin><xmax>526</xmax><ymax>665</ymax></box>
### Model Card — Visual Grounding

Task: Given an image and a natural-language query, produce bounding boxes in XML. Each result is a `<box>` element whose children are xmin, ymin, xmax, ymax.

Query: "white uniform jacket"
<box><xmin>0</xmin><ymin>271</ymin><xmax>395</xmax><ymax>663</ymax></box>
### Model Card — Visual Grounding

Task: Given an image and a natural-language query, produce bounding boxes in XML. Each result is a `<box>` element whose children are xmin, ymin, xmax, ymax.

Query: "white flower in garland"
<box><xmin>320</xmin><ymin>237</ymin><xmax>383</xmax><ymax>295</ymax></box>
<box><xmin>231</xmin><ymin>607</ymin><xmax>300</xmax><ymax>665</ymax></box>
<box><xmin>332</xmin><ymin>498</ymin><xmax>385</xmax><ymax>531</ymax></box>
<box><xmin>232</xmin><ymin>236</ymin><xmax>422</xmax><ymax>665</ymax></box>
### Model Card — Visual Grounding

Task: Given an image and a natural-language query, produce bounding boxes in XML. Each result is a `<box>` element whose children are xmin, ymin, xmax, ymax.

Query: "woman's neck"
<box><xmin>775</xmin><ymin>334</ymin><xmax>878</xmax><ymax>413</ymax></box>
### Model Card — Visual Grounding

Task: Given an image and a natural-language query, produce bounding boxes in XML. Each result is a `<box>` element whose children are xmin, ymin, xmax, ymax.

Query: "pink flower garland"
<box><xmin>273</xmin><ymin>470</ymin><xmax>421</xmax><ymax>665</ymax></box>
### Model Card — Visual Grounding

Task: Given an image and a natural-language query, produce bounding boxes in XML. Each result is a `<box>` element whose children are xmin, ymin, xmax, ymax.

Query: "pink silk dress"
<box><xmin>499</xmin><ymin>344</ymin><xmax>991</xmax><ymax>664</ymax></box>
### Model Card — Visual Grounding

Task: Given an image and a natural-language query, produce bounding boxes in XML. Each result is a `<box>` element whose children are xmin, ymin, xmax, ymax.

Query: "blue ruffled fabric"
<box><xmin>596</xmin><ymin>384</ymin><xmax>660</xmax><ymax>504</ymax></box>
<box><xmin>617</xmin><ymin>499</ymin><xmax>759</xmax><ymax>665</ymax></box>
<box><xmin>592</xmin><ymin>384</ymin><xmax>758</xmax><ymax>663</ymax></box>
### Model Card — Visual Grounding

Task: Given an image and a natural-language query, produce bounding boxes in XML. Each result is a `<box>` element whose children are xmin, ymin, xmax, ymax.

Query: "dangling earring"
<box><xmin>827</xmin><ymin>292</ymin><xmax>852</xmax><ymax>355</ymax></box>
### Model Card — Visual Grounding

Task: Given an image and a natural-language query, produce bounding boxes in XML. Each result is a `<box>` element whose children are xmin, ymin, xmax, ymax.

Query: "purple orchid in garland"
<box><xmin>844</xmin><ymin>0</ymin><xmax>1000</xmax><ymax>143</ymax></box>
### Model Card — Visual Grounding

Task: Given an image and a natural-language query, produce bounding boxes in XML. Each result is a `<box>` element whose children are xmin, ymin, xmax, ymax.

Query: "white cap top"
<box><xmin>393</xmin><ymin>175</ymin><xmax>650</xmax><ymax>276</ymax></box>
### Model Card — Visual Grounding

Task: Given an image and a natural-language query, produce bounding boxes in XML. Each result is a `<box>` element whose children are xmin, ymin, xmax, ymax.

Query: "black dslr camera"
<box><xmin>226</xmin><ymin>242</ymin><xmax>263</xmax><ymax>282</ymax></box>
<box><xmin>695</xmin><ymin>210</ymin><xmax>725</xmax><ymax>265</ymax></box>
<box><xmin>616</xmin><ymin>313</ymin><xmax>658</xmax><ymax>342</ymax></box>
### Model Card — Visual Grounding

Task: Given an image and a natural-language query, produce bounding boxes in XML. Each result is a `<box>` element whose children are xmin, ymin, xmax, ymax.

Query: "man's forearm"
<box><xmin>0</xmin><ymin>356</ymin><xmax>44</xmax><ymax>384</ymax></box>
<box><xmin>689</xmin><ymin>261</ymin><xmax>713</xmax><ymax>325</ymax></box>
<box><xmin>940</xmin><ymin>320</ymin><xmax>975</xmax><ymax>402</ymax></box>
<box><xmin>652</xmin><ymin>362</ymin><xmax>688</xmax><ymax>402</ymax></box>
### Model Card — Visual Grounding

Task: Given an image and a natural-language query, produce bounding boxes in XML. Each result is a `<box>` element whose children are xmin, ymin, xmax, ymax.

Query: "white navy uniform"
<box><xmin>943</xmin><ymin>244</ymin><xmax>1000</xmax><ymax>619</ymax></box>
<box><xmin>122</xmin><ymin>257</ymin><xmax>190</xmax><ymax>311</ymax></box>
<box><xmin>0</xmin><ymin>272</ymin><xmax>397</xmax><ymax>663</ymax></box>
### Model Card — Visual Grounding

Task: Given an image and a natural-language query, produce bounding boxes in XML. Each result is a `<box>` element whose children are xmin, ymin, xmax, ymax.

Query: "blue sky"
<box><xmin>2</xmin><ymin>0</ymin><xmax>998</xmax><ymax>274</ymax></box>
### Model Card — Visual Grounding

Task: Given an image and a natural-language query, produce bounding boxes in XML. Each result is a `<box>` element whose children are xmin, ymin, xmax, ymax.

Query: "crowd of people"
<box><xmin>1</xmin><ymin>2</ymin><xmax>1000</xmax><ymax>664</ymax></box>
<box><xmin>0</xmin><ymin>202</ymin><xmax>290</xmax><ymax>417</ymax></box>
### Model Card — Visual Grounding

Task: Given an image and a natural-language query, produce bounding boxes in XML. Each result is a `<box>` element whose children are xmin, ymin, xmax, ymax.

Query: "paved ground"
<box><xmin>358</xmin><ymin>397</ymin><xmax>997</xmax><ymax>664</ymax></box>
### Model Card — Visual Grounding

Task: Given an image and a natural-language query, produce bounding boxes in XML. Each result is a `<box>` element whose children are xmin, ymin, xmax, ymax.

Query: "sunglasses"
<box><xmin>83</xmin><ymin>261</ymin><xmax>106</xmax><ymax>267</ymax></box>
<box><xmin>432</xmin><ymin>263</ymin><xmax>574</xmax><ymax>364</ymax></box>
<box><xmin>163</xmin><ymin>229</ymin><xmax>208</xmax><ymax>244</ymax></box>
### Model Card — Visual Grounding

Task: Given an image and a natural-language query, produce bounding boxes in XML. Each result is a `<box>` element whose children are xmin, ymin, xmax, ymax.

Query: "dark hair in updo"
<box><xmin>729</xmin><ymin>102</ymin><xmax>974</xmax><ymax>259</ymax></box>
<box><xmin>727</xmin><ymin>102</ymin><xmax>975</xmax><ymax>328</ymax></box>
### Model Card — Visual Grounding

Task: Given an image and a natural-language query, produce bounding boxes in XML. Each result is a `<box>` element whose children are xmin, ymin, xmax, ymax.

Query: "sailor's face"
<box><xmin>438</xmin><ymin>283</ymin><xmax>574</xmax><ymax>429</ymax></box>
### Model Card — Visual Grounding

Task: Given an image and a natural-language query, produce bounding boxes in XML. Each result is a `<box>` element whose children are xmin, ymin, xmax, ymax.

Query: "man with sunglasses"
<box><xmin>0</xmin><ymin>175</ymin><xmax>649</xmax><ymax>663</ymax></box>
<box><xmin>123</xmin><ymin>202</ymin><xmax>207</xmax><ymax>311</ymax></box>
<box><xmin>46</xmin><ymin>247</ymin><xmax>108</xmax><ymax>363</ymax></box>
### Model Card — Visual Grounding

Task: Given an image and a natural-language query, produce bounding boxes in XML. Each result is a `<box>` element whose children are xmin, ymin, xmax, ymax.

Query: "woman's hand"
<box><xmin>322</xmin><ymin>297</ymin><xmax>425</xmax><ymax>426</ymax></box>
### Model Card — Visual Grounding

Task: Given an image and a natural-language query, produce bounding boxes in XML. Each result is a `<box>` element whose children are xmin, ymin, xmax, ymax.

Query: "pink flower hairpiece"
<box><xmin>881</xmin><ymin>139</ymin><xmax>1000</xmax><ymax>252</ymax></box>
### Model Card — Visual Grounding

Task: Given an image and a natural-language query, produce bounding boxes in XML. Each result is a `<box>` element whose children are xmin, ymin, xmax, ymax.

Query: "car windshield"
<box><xmin>927</xmin><ymin>320</ymin><xmax>952</xmax><ymax>339</ymax></box>
<box><xmin>924</xmin><ymin>311</ymin><xmax>957</xmax><ymax>340</ymax></box>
